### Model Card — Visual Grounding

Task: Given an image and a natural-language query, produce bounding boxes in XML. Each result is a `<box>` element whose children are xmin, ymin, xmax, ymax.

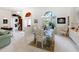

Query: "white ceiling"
<box><xmin>0</xmin><ymin>7</ymin><xmax>25</xmax><ymax>11</ymax></box>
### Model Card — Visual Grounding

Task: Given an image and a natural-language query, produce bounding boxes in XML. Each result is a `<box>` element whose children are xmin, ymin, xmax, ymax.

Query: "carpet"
<box><xmin>29</xmin><ymin>41</ymin><xmax>54</xmax><ymax>52</ymax></box>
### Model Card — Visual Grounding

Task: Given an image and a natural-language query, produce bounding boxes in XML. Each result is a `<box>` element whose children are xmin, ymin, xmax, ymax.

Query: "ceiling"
<box><xmin>0</xmin><ymin>7</ymin><xmax>25</xmax><ymax>11</ymax></box>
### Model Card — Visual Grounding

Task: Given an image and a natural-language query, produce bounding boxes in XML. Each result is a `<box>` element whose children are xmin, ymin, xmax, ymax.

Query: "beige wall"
<box><xmin>0</xmin><ymin>7</ymin><xmax>77</xmax><ymax>32</ymax></box>
<box><xmin>22</xmin><ymin>7</ymin><xmax>74</xmax><ymax>31</ymax></box>
<box><xmin>0</xmin><ymin>8</ymin><xmax>14</xmax><ymax>28</ymax></box>
<box><xmin>72</xmin><ymin>7</ymin><xmax>79</xmax><ymax>27</ymax></box>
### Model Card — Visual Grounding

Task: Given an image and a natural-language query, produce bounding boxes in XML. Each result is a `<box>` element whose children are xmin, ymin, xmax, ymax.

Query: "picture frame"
<box><xmin>34</xmin><ymin>19</ymin><xmax>38</xmax><ymax>23</ymax></box>
<box><xmin>3</xmin><ymin>19</ymin><xmax>8</xmax><ymax>24</ymax></box>
<box><xmin>57</xmin><ymin>17</ymin><xmax>66</xmax><ymax>24</ymax></box>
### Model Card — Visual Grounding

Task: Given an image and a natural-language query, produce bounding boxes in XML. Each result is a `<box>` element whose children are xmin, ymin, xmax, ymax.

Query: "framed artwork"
<box><xmin>57</xmin><ymin>17</ymin><xmax>66</xmax><ymax>24</ymax></box>
<box><xmin>3</xmin><ymin>19</ymin><xmax>8</xmax><ymax>24</ymax></box>
<box><xmin>34</xmin><ymin>19</ymin><xmax>38</xmax><ymax>23</ymax></box>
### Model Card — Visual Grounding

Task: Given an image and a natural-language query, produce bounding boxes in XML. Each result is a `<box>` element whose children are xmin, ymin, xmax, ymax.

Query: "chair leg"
<box><xmin>41</xmin><ymin>41</ymin><xmax>43</xmax><ymax>48</ymax></box>
<box><xmin>36</xmin><ymin>41</ymin><xmax>37</xmax><ymax>47</ymax></box>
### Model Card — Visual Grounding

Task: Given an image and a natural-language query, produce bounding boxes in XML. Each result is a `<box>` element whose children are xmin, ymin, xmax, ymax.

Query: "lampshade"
<box><xmin>25</xmin><ymin>12</ymin><xmax>31</xmax><ymax>17</ymax></box>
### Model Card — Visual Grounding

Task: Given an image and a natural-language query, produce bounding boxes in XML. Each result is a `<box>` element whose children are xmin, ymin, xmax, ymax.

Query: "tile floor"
<box><xmin>0</xmin><ymin>31</ymin><xmax>78</xmax><ymax>52</ymax></box>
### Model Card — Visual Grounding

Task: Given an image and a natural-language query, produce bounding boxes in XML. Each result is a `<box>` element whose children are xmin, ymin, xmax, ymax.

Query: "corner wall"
<box><xmin>0</xmin><ymin>8</ymin><xmax>13</xmax><ymax>28</ymax></box>
<box><xmin>22</xmin><ymin>7</ymin><xmax>74</xmax><ymax>31</ymax></box>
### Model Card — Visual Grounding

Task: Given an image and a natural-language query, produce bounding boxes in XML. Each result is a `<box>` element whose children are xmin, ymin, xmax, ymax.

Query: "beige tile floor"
<box><xmin>0</xmin><ymin>31</ymin><xmax>78</xmax><ymax>52</ymax></box>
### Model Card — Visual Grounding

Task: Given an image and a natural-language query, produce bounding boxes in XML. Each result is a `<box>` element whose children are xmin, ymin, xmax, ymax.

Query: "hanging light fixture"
<box><xmin>25</xmin><ymin>12</ymin><xmax>31</xmax><ymax>17</ymax></box>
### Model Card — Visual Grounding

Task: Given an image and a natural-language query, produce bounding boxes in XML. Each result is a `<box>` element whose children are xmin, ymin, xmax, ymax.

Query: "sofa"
<box><xmin>0</xmin><ymin>30</ymin><xmax>11</xmax><ymax>48</ymax></box>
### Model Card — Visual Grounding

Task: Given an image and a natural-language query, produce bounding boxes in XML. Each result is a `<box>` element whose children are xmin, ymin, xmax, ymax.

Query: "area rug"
<box><xmin>29</xmin><ymin>41</ymin><xmax>54</xmax><ymax>52</ymax></box>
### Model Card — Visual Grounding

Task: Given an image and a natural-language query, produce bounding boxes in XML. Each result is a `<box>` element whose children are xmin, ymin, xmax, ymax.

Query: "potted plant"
<box><xmin>49</xmin><ymin>22</ymin><xmax>55</xmax><ymax>29</ymax></box>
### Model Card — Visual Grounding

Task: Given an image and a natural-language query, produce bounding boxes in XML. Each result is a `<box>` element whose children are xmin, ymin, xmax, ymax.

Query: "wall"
<box><xmin>71</xmin><ymin>7</ymin><xmax>79</xmax><ymax>27</ymax></box>
<box><xmin>0</xmin><ymin>8</ymin><xmax>13</xmax><ymax>28</ymax></box>
<box><xmin>0</xmin><ymin>7</ymin><xmax>75</xmax><ymax>32</ymax></box>
<box><xmin>22</xmin><ymin>7</ymin><xmax>74</xmax><ymax>31</ymax></box>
